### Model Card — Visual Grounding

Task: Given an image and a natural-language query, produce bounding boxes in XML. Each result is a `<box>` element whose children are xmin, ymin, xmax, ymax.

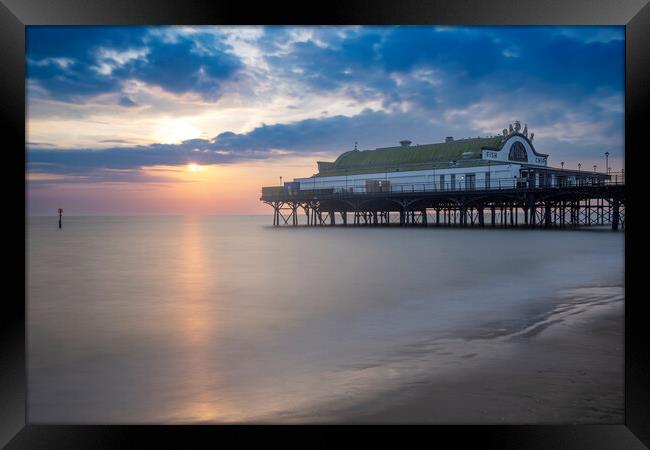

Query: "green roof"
<box><xmin>315</xmin><ymin>136</ymin><xmax>505</xmax><ymax>177</ymax></box>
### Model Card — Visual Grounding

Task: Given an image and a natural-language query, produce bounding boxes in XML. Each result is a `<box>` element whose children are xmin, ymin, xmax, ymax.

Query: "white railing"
<box><xmin>262</xmin><ymin>172</ymin><xmax>624</xmax><ymax>198</ymax></box>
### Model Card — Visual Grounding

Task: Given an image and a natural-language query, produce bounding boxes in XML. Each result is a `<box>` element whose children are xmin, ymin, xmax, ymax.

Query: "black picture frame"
<box><xmin>3</xmin><ymin>0</ymin><xmax>648</xmax><ymax>447</ymax></box>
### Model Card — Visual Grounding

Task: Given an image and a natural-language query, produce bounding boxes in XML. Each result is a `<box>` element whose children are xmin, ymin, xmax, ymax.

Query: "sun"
<box><xmin>187</xmin><ymin>163</ymin><xmax>202</xmax><ymax>172</ymax></box>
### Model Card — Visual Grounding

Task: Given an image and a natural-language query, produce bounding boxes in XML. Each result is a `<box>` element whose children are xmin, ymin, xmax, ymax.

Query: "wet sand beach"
<box><xmin>293</xmin><ymin>287</ymin><xmax>624</xmax><ymax>424</ymax></box>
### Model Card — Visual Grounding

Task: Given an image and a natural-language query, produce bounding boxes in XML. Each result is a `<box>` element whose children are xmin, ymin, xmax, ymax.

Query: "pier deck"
<box><xmin>261</xmin><ymin>180</ymin><xmax>625</xmax><ymax>230</ymax></box>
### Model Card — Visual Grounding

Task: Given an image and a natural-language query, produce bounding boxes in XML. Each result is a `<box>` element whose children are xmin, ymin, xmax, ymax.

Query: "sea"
<box><xmin>26</xmin><ymin>215</ymin><xmax>624</xmax><ymax>423</ymax></box>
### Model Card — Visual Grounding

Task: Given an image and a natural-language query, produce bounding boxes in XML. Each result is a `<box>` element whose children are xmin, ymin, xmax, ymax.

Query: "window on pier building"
<box><xmin>451</xmin><ymin>174</ymin><xmax>456</xmax><ymax>189</ymax></box>
<box><xmin>439</xmin><ymin>174</ymin><xmax>445</xmax><ymax>190</ymax></box>
<box><xmin>485</xmin><ymin>171</ymin><xmax>490</xmax><ymax>189</ymax></box>
<box><xmin>508</xmin><ymin>142</ymin><xmax>528</xmax><ymax>162</ymax></box>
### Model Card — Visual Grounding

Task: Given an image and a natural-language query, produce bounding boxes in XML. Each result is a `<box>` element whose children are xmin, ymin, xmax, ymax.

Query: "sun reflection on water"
<box><xmin>173</xmin><ymin>216</ymin><xmax>233</xmax><ymax>422</ymax></box>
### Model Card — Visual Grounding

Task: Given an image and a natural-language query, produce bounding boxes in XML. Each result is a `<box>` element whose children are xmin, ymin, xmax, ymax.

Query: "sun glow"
<box><xmin>187</xmin><ymin>163</ymin><xmax>202</xmax><ymax>172</ymax></box>
<box><xmin>154</xmin><ymin>118</ymin><xmax>202</xmax><ymax>144</ymax></box>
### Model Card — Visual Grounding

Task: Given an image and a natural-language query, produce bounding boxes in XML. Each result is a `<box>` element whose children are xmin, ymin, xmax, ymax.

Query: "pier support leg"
<box><xmin>523</xmin><ymin>207</ymin><xmax>529</xmax><ymax>226</ymax></box>
<box><xmin>531</xmin><ymin>204</ymin><xmax>536</xmax><ymax>226</ymax></box>
<box><xmin>612</xmin><ymin>199</ymin><xmax>620</xmax><ymax>231</ymax></box>
<box><xmin>515</xmin><ymin>207</ymin><xmax>518</xmax><ymax>226</ymax></box>
<box><xmin>478</xmin><ymin>207</ymin><xmax>484</xmax><ymax>227</ymax></box>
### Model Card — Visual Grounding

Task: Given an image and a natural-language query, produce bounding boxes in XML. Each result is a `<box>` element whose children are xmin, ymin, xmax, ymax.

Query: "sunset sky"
<box><xmin>26</xmin><ymin>26</ymin><xmax>624</xmax><ymax>215</ymax></box>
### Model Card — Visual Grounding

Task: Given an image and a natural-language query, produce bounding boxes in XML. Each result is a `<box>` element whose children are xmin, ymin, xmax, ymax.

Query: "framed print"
<box><xmin>2</xmin><ymin>0</ymin><xmax>649</xmax><ymax>447</ymax></box>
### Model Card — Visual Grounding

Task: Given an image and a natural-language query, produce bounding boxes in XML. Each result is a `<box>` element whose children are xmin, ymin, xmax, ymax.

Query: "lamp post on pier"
<box><xmin>58</xmin><ymin>208</ymin><xmax>63</xmax><ymax>229</ymax></box>
<box><xmin>605</xmin><ymin>152</ymin><xmax>610</xmax><ymax>176</ymax></box>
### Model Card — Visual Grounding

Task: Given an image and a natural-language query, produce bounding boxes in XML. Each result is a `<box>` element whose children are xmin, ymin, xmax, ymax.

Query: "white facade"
<box><xmin>481</xmin><ymin>134</ymin><xmax>548</xmax><ymax>166</ymax></box>
<box><xmin>295</xmin><ymin>164</ymin><xmax>520</xmax><ymax>192</ymax></box>
<box><xmin>291</xmin><ymin>133</ymin><xmax>606</xmax><ymax>193</ymax></box>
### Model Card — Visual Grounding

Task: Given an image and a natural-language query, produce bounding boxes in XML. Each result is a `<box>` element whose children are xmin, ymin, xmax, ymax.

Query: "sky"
<box><xmin>26</xmin><ymin>25</ymin><xmax>625</xmax><ymax>215</ymax></box>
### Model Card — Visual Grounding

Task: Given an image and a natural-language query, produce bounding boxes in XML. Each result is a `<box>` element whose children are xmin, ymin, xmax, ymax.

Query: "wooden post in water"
<box><xmin>58</xmin><ymin>208</ymin><xmax>63</xmax><ymax>229</ymax></box>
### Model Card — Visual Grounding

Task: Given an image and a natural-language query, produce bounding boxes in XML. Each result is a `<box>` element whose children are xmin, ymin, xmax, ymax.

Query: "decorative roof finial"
<box><xmin>530</xmin><ymin>132</ymin><xmax>534</xmax><ymax>141</ymax></box>
<box><xmin>354</xmin><ymin>141</ymin><xmax>358</xmax><ymax>151</ymax></box>
<box><xmin>509</xmin><ymin>123</ymin><xmax>514</xmax><ymax>134</ymax></box>
<box><xmin>514</xmin><ymin>120</ymin><xmax>521</xmax><ymax>133</ymax></box>
<box><xmin>523</xmin><ymin>123</ymin><xmax>528</xmax><ymax>137</ymax></box>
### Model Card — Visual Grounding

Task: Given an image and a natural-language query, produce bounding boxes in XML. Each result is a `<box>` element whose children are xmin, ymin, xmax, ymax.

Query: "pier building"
<box><xmin>261</xmin><ymin>121</ymin><xmax>624</xmax><ymax>230</ymax></box>
<box><xmin>294</xmin><ymin>121</ymin><xmax>606</xmax><ymax>193</ymax></box>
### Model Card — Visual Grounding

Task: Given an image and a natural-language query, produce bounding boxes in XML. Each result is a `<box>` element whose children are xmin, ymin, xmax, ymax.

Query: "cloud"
<box><xmin>25</xmin><ymin>109</ymin><xmax>433</xmax><ymax>182</ymax></box>
<box><xmin>26</xmin><ymin>26</ymin><xmax>625</xmax><ymax>186</ymax></box>
<box><xmin>27</xmin><ymin>168</ymin><xmax>186</xmax><ymax>186</ymax></box>
<box><xmin>27</xmin><ymin>93</ymin><xmax>624</xmax><ymax>184</ymax></box>
<box><xmin>261</xmin><ymin>26</ymin><xmax>624</xmax><ymax>113</ymax></box>
<box><xmin>27</xmin><ymin>140</ymin><xmax>271</xmax><ymax>182</ymax></box>
<box><xmin>26</xmin><ymin>141</ymin><xmax>57</xmax><ymax>147</ymax></box>
<box><xmin>98</xmin><ymin>139</ymin><xmax>139</xmax><ymax>144</ymax></box>
<box><xmin>118</xmin><ymin>96</ymin><xmax>138</xmax><ymax>107</ymax></box>
<box><xmin>27</xmin><ymin>26</ymin><xmax>243</xmax><ymax>103</ymax></box>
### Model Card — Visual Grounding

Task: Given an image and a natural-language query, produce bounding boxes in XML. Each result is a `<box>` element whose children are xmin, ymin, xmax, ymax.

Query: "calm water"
<box><xmin>27</xmin><ymin>215</ymin><xmax>624</xmax><ymax>423</ymax></box>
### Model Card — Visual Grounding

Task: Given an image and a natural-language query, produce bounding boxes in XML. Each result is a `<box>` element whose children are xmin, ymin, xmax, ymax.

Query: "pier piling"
<box><xmin>262</xmin><ymin>183</ymin><xmax>625</xmax><ymax>230</ymax></box>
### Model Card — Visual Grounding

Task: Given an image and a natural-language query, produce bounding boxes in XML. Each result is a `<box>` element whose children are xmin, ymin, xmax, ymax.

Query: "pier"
<box><xmin>261</xmin><ymin>124</ymin><xmax>624</xmax><ymax>230</ymax></box>
<box><xmin>261</xmin><ymin>176</ymin><xmax>625</xmax><ymax>230</ymax></box>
